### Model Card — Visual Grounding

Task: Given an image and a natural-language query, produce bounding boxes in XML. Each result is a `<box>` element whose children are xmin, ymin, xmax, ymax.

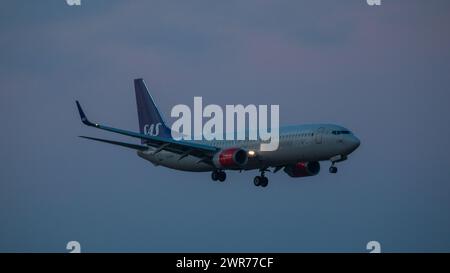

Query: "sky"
<box><xmin>1</xmin><ymin>0</ymin><xmax>450</xmax><ymax>252</ymax></box>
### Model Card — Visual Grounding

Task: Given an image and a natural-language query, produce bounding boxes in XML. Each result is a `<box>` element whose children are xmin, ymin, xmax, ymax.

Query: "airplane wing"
<box><xmin>75</xmin><ymin>101</ymin><xmax>219</xmax><ymax>160</ymax></box>
<box><xmin>79</xmin><ymin>136</ymin><xmax>149</xmax><ymax>151</ymax></box>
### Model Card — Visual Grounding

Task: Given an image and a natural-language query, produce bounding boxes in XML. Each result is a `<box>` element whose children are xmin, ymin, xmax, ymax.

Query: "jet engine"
<box><xmin>284</xmin><ymin>161</ymin><xmax>320</xmax><ymax>177</ymax></box>
<box><xmin>213</xmin><ymin>148</ymin><xmax>248</xmax><ymax>169</ymax></box>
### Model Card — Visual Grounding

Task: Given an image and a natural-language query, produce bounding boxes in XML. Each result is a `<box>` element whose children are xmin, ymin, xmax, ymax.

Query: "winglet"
<box><xmin>76</xmin><ymin>100</ymin><xmax>96</xmax><ymax>127</ymax></box>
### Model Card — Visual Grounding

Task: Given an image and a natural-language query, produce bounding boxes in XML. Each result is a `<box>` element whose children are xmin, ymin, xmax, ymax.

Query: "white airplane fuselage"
<box><xmin>137</xmin><ymin>124</ymin><xmax>360</xmax><ymax>172</ymax></box>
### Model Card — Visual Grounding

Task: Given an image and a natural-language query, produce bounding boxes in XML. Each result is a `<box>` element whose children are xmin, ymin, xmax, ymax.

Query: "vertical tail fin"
<box><xmin>134</xmin><ymin>78</ymin><xmax>172</xmax><ymax>143</ymax></box>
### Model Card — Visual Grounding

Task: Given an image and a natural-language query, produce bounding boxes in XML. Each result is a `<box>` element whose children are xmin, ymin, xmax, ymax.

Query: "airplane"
<box><xmin>76</xmin><ymin>78</ymin><xmax>360</xmax><ymax>188</ymax></box>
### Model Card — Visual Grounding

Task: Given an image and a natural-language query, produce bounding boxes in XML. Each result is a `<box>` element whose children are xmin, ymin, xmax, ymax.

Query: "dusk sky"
<box><xmin>1</xmin><ymin>0</ymin><xmax>450</xmax><ymax>252</ymax></box>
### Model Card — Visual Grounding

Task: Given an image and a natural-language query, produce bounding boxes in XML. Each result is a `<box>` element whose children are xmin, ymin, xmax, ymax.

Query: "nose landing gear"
<box><xmin>329</xmin><ymin>154</ymin><xmax>347</xmax><ymax>174</ymax></box>
<box><xmin>329</xmin><ymin>165</ymin><xmax>338</xmax><ymax>174</ymax></box>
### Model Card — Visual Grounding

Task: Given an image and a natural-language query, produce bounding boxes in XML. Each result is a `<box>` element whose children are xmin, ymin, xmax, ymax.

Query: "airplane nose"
<box><xmin>348</xmin><ymin>136</ymin><xmax>360</xmax><ymax>152</ymax></box>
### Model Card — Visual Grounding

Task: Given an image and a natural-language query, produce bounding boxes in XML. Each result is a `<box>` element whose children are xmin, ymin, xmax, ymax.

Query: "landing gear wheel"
<box><xmin>217</xmin><ymin>171</ymin><xmax>226</xmax><ymax>182</ymax></box>
<box><xmin>254</xmin><ymin>176</ymin><xmax>268</xmax><ymax>187</ymax></box>
<box><xmin>212</xmin><ymin>171</ymin><xmax>226</xmax><ymax>182</ymax></box>
<box><xmin>329</xmin><ymin>166</ymin><xmax>338</xmax><ymax>173</ymax></box>
<box><xmin>260</xmin><ymin>177</ymin><xmax>269</xmax><ymax>187</ymax></box>
<box><xmin>253</xmin><ymin>176</ymin><xmax>261</xmax><ymax>187</ymax></box>
<box><xmin>211</xmin><ymin>171</ymin><xmax>218</xmax><ymax>181</ymax></box>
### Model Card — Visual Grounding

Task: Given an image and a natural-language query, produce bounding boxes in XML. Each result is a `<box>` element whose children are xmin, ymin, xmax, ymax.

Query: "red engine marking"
<box><xmin>291</xmin><ymin>162</ymin><xmax>309</xmax><ymax>177</ymax></box>
<box><xmin>218</xmin><ymin>148</ymin><xmax>239</xmax><ymax>167</ymax></box>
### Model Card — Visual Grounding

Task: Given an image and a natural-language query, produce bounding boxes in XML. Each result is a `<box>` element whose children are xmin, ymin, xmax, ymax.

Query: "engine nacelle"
<box><xmin>213</xmin><ymin>148</ymin><xmax>248</xmax><ymax>169</ymax></box>
<box><xmin>284</xmin><ymin>161</ymin><xmax>320</xmax><ymax>178</ymax></box>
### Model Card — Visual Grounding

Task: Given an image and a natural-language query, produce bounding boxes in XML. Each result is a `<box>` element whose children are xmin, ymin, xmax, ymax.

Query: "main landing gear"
<box><xmin>211</xmin><ymin>170</ymin><xmax>226</xmax><ymax>182</ymax></box>
<box><xmin>254</xmin><ymin>170</ymin><xmax>269</xmax><ymax>188</ymax></box>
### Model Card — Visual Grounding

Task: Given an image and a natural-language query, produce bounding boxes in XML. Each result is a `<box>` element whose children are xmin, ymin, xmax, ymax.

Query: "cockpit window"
<box><xmin>332</xmin><ymin>130</ymin><xmax>351</xmax><ymax>135</ymax></box>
